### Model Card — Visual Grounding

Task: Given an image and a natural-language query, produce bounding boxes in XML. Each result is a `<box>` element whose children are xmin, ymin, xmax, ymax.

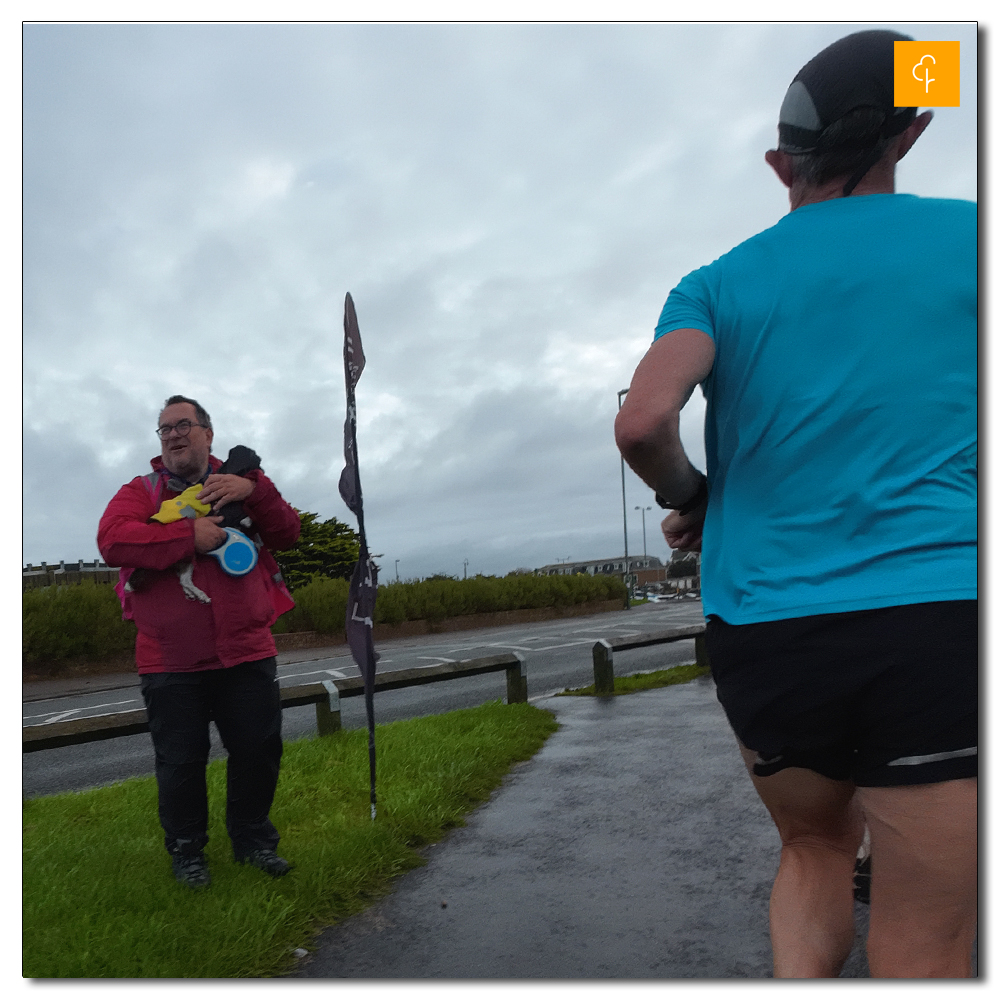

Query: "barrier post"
<box><xmin>316</xmin><ymin>679</ymin><xmax>342</xmax><ymax>736</ymax></box>
<box><xmin>593</xmin><ymin>639</ymin><xmax>615</xmax><ymax>695</ymax></box>
<box><xmin>505</xmin><ymin>653</ymin><xmax>528</xmax><ymax>704</ymax></box>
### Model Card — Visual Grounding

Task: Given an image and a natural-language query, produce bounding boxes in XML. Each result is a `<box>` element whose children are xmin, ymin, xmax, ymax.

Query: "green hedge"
<box><xmin>270</xmin><ymin>576</ymin><xmax>351</xmax><ymax>635</ymax></box>
<box><xmin>23</xmin><ymin>582</ymin><xmax>137</xmax><ymax>664</ymax></box>
<box><xmin>24</xmin><ymin>573</ymin><xmax>627</xmax><ymax>662</ymax></box>
<box><xmin>374</xmin><ymin>573</ymin><xmax>624</xmax><ymax>626</ymax></box>
<box><xmin>271</xmin><ymin>573</ymin><xmax>625</xmax><ymax>634</ymax></box>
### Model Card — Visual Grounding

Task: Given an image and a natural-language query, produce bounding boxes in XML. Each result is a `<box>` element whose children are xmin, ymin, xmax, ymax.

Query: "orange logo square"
<box><xmin>894</xmin><ymin>41</ymin><xmax>960</xmax><ymax>107</ymax></box>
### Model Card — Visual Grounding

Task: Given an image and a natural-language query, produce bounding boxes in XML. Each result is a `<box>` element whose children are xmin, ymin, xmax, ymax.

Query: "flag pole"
<box><xmin>338</xmin><ymin>292</ymin><xmax>379</xmax><ymax>820</ymax></box>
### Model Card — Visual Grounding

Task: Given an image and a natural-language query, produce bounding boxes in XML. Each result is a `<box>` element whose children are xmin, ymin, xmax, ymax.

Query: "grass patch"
<box><xmin>23</xmin><ymin>701</ymin><xmax>558</xmax><ymax>979</ymax></box>
<box><xmin>558</xmin><ymin>662</ymin><xmax>710</xmax><ymax>696</ymax></box>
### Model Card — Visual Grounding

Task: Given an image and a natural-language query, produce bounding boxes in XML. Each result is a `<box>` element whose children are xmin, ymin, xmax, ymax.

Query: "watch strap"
<box><xmin>654</xmin><ymin>472</ymin><xmax>708</xmax><ymax>515</ymax></box>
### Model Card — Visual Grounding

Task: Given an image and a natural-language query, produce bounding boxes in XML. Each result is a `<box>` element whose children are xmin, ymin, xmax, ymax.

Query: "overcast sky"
<box><xmin>22</xmin><ymin>21</ymin><xmax>978</xmax><ymax>581</ymax></box>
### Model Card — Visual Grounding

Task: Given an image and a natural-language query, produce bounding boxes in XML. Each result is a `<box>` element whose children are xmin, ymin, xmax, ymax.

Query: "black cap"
<box><xmin>777</xmin><ymin>30</ymin><xmax>918</xmax><ymax>155</ymax></box>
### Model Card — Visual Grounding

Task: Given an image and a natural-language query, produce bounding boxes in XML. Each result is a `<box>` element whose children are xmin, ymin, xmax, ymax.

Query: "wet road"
<box><xmin>23</xmin><ymin>601</ymin><xmax>705</xmax><ymax>798</ymax></box>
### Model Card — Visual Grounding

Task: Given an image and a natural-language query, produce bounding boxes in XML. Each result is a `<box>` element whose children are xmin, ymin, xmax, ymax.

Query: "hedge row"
<box><xmin>271</xmin><ymin>573</ymin><xmax>626</xmax><ymax>634</ymax></box>
<box><xmin>23</xmin><ymin>573</ymin><xmax>626</xmax><ymax>664</ymax></box>
<box><xmin>23</xmin><ymin>582</ymin><xmax>137</xmax><ymax>664</ymax></box>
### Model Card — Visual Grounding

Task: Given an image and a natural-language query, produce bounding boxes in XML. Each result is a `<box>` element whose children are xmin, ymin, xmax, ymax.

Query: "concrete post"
<box><xmin>316</xmin><ymin>679</ymin><xmax>342</xmax><ymax>736</ymax></box>
<box><xmin>505</xmin><ymin>653</ymin><xmax>528</xmax><ymax>704</ymax></box>
<box><xmin>593</xmin><ymin>639</ymin><xmax>615</xmax><ymax>695</ymax></box>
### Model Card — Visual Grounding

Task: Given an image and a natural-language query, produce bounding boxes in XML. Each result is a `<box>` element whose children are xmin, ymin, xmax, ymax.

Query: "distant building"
<box><xmin>537</xmin><ymin>555</ymin><xmax>665</xmax><ymax>585</ymax></box>
<box><xmin>23</xmin><ymin>560</ymin><xmax>118</xmax><ymax>590</ymax></box>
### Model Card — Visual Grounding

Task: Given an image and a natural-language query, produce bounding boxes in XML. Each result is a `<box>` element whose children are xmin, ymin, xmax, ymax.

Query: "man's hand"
<box><xmin>198</xmin><ymin>474</ymin><xmax>255</xmax><ymax>511</ymax></box>
<box><xmin>193</xmin><ymin>515</ymin><xmax>227</xmax><ymax>553</ymax></box>
<box><xmin>662</xmin><ymin>508</ymin><xmax>705</xmax><ymax>553</ymax></box>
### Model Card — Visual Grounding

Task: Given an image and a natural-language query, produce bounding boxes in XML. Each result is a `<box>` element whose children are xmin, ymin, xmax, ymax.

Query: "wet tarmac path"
<box><xmin>288</xmin><ymin>676</ymin><xmax>887</xmax><ymax>979</ymax></box>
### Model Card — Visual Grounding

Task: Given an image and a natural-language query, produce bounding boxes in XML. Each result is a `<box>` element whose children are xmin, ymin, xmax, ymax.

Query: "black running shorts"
<box><xmin>705</xmin><ymin>600</ymin><xmax>978</xmax><ymax>787</ymax></box>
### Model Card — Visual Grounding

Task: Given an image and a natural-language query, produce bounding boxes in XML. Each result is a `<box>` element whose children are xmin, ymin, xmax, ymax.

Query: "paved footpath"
<box><xmin>291</xmin><ymin>675</ymin><xmax>880</xmax><ymax>979</ymax></box>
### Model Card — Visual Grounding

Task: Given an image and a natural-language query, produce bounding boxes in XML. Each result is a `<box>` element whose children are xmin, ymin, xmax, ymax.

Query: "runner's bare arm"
<box><xmin>615</xmin><ymin>328</ymin><xmax>715</xmax><ymax>552</ymax></box>
<box><xmin>615</xmin><ymin>328</ymin><xmax>714</xmax><ymax>500</ymax></box>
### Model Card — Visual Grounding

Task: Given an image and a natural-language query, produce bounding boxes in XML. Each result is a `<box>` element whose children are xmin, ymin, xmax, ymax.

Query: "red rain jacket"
<box><xmin>98</xmin><ymin>455</ymin><xmax>300</xmax><ymax>673</ymax></box>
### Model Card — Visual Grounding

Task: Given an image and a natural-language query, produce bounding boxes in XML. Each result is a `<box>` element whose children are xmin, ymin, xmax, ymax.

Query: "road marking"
<box><xmin>417</xmin><ymin>656</ymin><xmax>457</xmax><ymax>665</ymax></box>
<box><xmin>477</xmin><ymin>640</ymin><xmax>594</xmax><ymax>652</ymax></box>
<box><xmin>278</xmin><ymin>653</ymin><xmax>354</xmax><ymax>666</ymax></box>
<box><xmin>570</xmin><ymin>626</ymin><xmax>644</xmax><ymax>635</ymax></box>
<box><xmin>446</xmin><ymin>637</ymin><xmax>601</xmax><ymax>653</ymax></box>
<box><xmin>280</xmin><ymin>667</ymin><xmax>355</xmax><ymax>681</ymax></box>
<box><xmin>24</xmin><ymin>698</ymin><xmax>138</xmax><ymax>724</ymax></box>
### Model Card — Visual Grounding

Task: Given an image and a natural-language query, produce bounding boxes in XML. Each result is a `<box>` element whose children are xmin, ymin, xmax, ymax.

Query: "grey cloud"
<box><xmin>23</xmin><ymin>22</ymin><xmax>978</xmax><ymax>576</ymax></box>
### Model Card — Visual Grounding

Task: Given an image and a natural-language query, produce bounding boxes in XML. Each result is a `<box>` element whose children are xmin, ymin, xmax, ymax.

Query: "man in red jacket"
<box><xmin>98</xmin><ymin>395</ymin><xmax>301</xmax><ymax>888</ymax></box>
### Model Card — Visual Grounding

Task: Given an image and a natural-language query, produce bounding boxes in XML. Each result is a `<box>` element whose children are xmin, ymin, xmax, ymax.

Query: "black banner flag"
<box><xmin>338</xmin><ymin>292</ymin><xmax>380</xmax><ymax>820</ymax></box>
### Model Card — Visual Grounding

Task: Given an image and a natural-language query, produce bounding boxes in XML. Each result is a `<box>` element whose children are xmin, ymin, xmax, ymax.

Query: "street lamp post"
<box><xmin>617</xmin><ymin>388</ymin><xmax>631</xmax><ymax>609</ymax></box>
<box><xmin>634</xmin><ymin>505</ymin><xmax>652</xmax><ymax>559</ymax></box>
<box><xmin>394</xmin><ymin>559</ymin><xmax>400</xmax><ymax>582</ymax></box>
<box><xmin>463</xmin><ymin>559</ymin><xmax>469</xmax><ymax>580</ymax></box>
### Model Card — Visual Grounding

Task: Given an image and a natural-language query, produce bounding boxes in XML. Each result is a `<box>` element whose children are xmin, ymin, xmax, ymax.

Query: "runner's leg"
<box><xmin>858</xmin><ymin>778</ymin><xmax>977</xmax><ymax>977</ymax></box>
<box><xmin>737</xmin><ymin>744</ymin><xmax>864</xmax><ymax>978</ymax></box>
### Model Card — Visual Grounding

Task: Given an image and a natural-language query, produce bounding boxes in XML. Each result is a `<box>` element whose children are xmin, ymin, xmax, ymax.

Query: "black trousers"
<box><xmin>139</xmin><ymin>657</ymin><xmax>283</xmax><ymax>859</ymax></box>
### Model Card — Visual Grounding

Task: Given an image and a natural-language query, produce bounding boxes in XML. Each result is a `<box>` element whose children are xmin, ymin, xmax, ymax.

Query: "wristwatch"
<box><xmin>655</xmin><ymin>472</ymin><xmax>708</xmax><ymax>515</ymax></box>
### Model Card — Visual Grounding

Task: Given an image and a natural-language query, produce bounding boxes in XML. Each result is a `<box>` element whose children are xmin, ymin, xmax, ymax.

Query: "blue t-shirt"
<box><xmin>655</xmin><ymin>194</ymin><xmax>977</xmax><ymax>625</ymax></box>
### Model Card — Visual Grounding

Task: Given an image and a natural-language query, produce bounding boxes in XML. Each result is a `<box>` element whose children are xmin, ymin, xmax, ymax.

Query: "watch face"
<box><xmin>210</xmin><ymin>528</ymin><xmax>258</xmax><ymax>576</ymax></box>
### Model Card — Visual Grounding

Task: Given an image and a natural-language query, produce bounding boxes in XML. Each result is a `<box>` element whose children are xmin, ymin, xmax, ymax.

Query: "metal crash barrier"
<box><xmin>22</xmin><ymin>653</ymin><xmax>528</xmax><ymax>753</ymax></box>
<box><xmin>592</xmin><ymin>624</ymin><xmax>708</xmax><ymax>695</ymax></box>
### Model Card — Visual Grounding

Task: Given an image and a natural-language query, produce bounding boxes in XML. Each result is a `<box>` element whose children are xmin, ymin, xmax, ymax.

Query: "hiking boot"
<box><xmin>172</xmin><ymin>852</ymin><xmax>211</xmax><ymax>888</ymax></box>
<box><xmin>238</xmin><ymin>849</ymin><xmax>292</xmax><ymax>877</ymax></box>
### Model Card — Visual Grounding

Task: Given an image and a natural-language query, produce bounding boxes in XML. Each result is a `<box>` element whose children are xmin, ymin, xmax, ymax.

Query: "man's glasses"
<box><xmin>156</xmin><ymin>420</ymin><xmax>208</xmax><ymax>440</ymax></box>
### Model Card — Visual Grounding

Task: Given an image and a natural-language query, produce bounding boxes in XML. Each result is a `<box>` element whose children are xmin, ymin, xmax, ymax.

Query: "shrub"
<box><xmin>667</xmin><ymin>555</ymin><xmax>699</xmax><ymax>578</ymax></box>
<box><xmin>23</xmin><ymin>582</ymin><xmax>136</xmax><ymax>664</ymax></box>
<box><xmin>272</xmin><ymin>573</ymin><xmax>627</xmax><ymax>635</ymax></box>
<box><xmin>23</xmin><ymin>572</ymin><xmax>628</xmax><ymax>660</ymax></box>
<box><xmin>272</xmin><ymin>576</ymin><xmax>351</xmax><ymax>635</ymax></box>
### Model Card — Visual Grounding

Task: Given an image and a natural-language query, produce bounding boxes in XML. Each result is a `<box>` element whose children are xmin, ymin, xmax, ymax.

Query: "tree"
<box><xmin>274</xmin><ymin>511</ymin><xmax>360</xmax><ymax>592</ymax></box>
<box><xmin>667</xmin><ymin>554</ymin><xmax>700</xmax><ymax>579</ymax></box>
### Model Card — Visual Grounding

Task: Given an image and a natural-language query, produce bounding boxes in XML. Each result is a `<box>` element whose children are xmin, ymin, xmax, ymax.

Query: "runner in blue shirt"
<box><xmin>616</xmin><ymin>30</ymin><xmax>976</xmax><ymax>978</ymax></box>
